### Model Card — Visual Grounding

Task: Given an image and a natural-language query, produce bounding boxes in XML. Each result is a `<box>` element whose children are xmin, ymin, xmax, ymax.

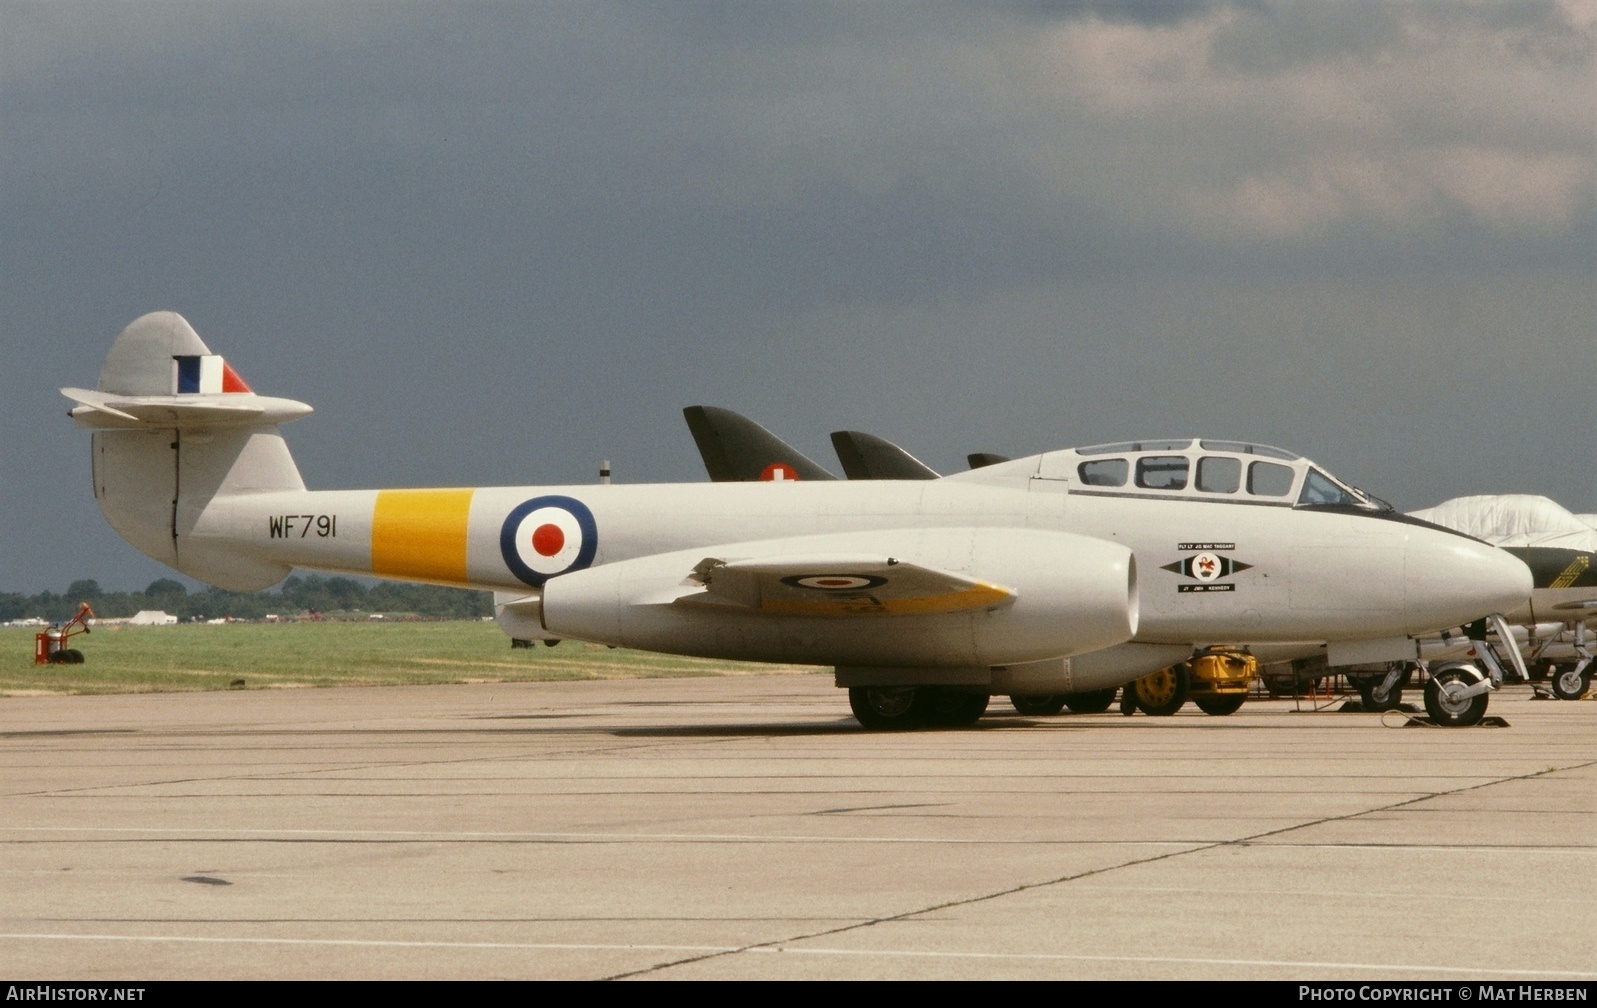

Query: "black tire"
<box><xmin>849</xmin><ymin>686</ymin><xmax>923</xmax><ymax>730</ymax></box>
<box><xmin>1357</xmin><ymin>677</ymin><xmax>1404</xmax><ymax>712</ymax></box>
<box><xmin>1062</xmin><ymin>688</ymin><xmax>1118</xmax><ymax>714</ymax></box>
<box><xmin>1423</xmin><ymin>666</ymin><xmax>1489</xmax><ymax>727</ymax></box>
<box><xmin>1193</xmin><ymin>693</ymin><xmax>1245</xmax><ymax>716</ymax></box>
<box><xmin>1010</xmin><ymin>694</ymin><xmax>1067</xmax><ymax>715</ymax></box>
<box><xmin>46</xmin><ymin>651</ymin><xmax>69</xmax><ymax>664</ymax></box>
<box><xmin>63</xmin><ymin>649</ymin><xmax>85</xmax><ymax>664</ymax></box>
<box><xmin>1133</xmin><ymin>664</ymin><xmax>1189</xmax><ymax>716</ymax></box>
<box><xmin>1550</xmin><ymin>664</ymin><xmax>1590</xmax><ymax>701</ymax></box>
<box><xmin>918</xmin><ymin>688</ymin><xmax>990</xmax><ymax>728</ymax></box>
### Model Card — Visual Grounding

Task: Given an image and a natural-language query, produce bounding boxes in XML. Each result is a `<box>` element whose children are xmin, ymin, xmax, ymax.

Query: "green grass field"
<box><xmin>1</xmin><ymin>622</ymin><xmax>823</xmax><ymax>695</ymax></box>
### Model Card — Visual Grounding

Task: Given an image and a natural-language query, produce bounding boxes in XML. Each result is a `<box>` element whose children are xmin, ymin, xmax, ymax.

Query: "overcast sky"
<box><xmin>3</xmin><ymin>1</ymin><xmax>1594</xmax><ymax>594</ymax></box>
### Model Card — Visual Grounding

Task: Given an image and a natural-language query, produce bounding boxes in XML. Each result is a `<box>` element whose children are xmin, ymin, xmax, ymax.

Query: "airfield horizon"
<box><xmin>1</xmin><ymin>622</ymin><xmax>821</xmax><ymax>696</ymax></box>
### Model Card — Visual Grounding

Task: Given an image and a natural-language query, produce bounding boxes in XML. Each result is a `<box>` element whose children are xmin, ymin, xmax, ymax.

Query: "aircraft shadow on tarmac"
<box><xmin>606</xmin><ymin>718</ymin><xmax>1049</xmax><ymax>738</ymax></box>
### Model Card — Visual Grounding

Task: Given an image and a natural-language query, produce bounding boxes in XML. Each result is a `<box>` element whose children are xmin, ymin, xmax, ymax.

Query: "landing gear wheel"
<box><xmin>62</xmin><ymin>649</ymin><xmax>85</xmax><ymax>664</ymax></box>
<box><xmin>1423</xmin><ymin>667</ymin><xmax>1489</xmax><ymax>727</ymax></box>
<box><xmin>1010</xmin><ymin>694</ymin><xmax>1067</xmax><ymax>715</ymax></box>
<box><xmin>1193</xmin><ymin>694</ymin><xmax>1245</xmax><ymax>716</ymax></box>
<box><xmin>1550</xmin><ymin>665</ymin><xmax>1590</xmax><ymax>701</ymax></box>
<box><xmin>1358</xmin><ymin>678</ymin><xmax>1404</xmax><ymax>712</ymax></box>
<box><xmin>919</xmin><ymin>688</ymin><xmax>990</xmax><ymax>728</ymax></box>
<box><xmin>1062</xmin><ymin>688</ymin><xmax>1117</xmax><ymax>714</ymax></box>
<box><xmin>849</xmin><ymin>686</ymin><xmax>922</xmax><ymax>730</ymax></box>
<box><xmin>1133</xmin><ymin>664</ymin><xmax>1189</xmax><ymax>716</ymax></box>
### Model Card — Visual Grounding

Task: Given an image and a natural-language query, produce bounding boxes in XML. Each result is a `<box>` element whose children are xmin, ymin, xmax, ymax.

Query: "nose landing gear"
<box><xmin>1549</xmin><ymin>661</ymin><xmax>1592</xmax><ymax>701</ymax></box>
<box><xmin>1423</xmin><ymin>661</ymin><xmax>1492</xmax><ymax>727</ymax></box>
<box><xmin>1417</xmin><ymin>613</ymin><xmax>1532</xmax><ymax>727</ymax></box>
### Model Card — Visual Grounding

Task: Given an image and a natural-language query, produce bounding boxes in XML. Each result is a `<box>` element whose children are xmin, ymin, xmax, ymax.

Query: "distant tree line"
<box><xmin>1</xmin><ymin>575</ymin><xmax>494</xmax><ymax>623</ymax></box>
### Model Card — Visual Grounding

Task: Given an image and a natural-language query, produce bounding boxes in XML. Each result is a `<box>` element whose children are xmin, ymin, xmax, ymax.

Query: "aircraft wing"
<box><xmin>682</xmin><ymin>405</ymin><xmax>837</xmax><ymax>482</ymax></box>
<box><xmin>677</xmin><ymin>554</ymin><xmax>1013</xmax><ymax>616</ymax></box>
<box><xmin>829</xmin><ymin>430</ymin><xmax>940</xmax><ymax>480</ymax></box>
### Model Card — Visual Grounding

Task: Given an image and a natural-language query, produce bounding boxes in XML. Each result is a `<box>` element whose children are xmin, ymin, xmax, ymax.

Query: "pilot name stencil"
<box><xmin>1164</xmin><ymin>547</ymin><xmax>1251</xmax><ymax>593</ymax></box>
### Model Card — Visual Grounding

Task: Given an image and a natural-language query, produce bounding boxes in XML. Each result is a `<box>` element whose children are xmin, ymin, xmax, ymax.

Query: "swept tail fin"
<box><xmin>682</xmin><ymin>405</ymin><xmax>836</xmax><ymax>482</ymax></box>
<box><xmin>828</xmin><ymin>430</ymin><xmax>940</xmax><ymax>480</ymax></box>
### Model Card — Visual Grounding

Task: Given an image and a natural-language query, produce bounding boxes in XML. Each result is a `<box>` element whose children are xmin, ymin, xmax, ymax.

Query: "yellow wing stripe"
<box><xmin>759</xmin><ymin>582</ymin><xmax>1012</xmax><ymax>616</ymax></box>
<box><xmin>371</xmin><ymin>488</ymin><xmax>474</xmax><ymax>585</ymax></box>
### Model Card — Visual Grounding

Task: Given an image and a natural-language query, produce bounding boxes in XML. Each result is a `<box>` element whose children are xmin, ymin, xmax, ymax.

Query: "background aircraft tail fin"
<box><xmin>682</xmin><ymin>405</ymin><xmax>837</xmax><ymax>482</ymax></box>
<box><xmin>829</xmin><ymin>430</ymin><xmax>940</xmax><ymax>480</ymax></box>
<box><xmin>67</xmin><ymin>312</ymin><xmax>312</xmax><ymax>591</ymax></box>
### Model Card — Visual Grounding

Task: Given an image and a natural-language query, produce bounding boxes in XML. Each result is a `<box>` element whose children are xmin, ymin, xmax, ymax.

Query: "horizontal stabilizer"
<box><xmin>678</xmin><ymin>553</ymin><xmax>1012</xmax><ymax>616</ymax></box>
<box><xmin>62</xmin><ymin>387</ymin><xmax>313</xmax><ymax>429</ymax></box>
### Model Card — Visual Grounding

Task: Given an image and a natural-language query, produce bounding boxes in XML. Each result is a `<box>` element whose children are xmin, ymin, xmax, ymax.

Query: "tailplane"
<box><xmin>65</xmin><ymin>312</ymin><xmax>313</xmax><ymax>591</ymax></box>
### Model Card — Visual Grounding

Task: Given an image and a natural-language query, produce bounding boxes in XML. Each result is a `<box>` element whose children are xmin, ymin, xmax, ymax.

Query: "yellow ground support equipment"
<box><xmin>1125</xmin><ymin>648</ymin><xmax>1256</xmax><ymax>716</ymax></box>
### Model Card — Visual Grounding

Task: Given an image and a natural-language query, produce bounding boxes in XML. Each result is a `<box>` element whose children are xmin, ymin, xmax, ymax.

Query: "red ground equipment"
<box><xmin>35</xmin><ymin>602</ymin><xmax>95</xmax><ymax>664</ymax></box>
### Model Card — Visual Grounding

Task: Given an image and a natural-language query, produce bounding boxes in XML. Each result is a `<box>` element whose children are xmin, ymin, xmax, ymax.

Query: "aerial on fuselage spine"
<box><xmin>68</xmin><ymin>312</ymin><xmax>1542</xmax><ymax>728</ymax></box>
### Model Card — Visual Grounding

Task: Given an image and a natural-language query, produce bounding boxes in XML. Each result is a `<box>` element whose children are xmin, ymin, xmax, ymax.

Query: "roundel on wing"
<box><xmin>500</xmin><ymin>495</ymin><xmax>598</xmax><ymax>587</ymax></box>
<box><xmin>780</xmin><ymin>574</ymin><xmax>887</xmax><ymax>591</ymax></box>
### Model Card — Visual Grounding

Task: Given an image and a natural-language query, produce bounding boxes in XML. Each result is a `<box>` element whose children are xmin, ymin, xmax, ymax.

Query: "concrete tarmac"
<box><xmin>3</xmin><ymin>675</ymin><xmax>1594</xmax><ymax>981</ymax></box>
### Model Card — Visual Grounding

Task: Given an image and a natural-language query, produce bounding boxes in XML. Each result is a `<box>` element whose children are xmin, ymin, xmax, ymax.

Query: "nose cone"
<box><xmin>1405</xmin><ymin>533</ymin><xmax>1533</xmax><ymax>631</ymax></box>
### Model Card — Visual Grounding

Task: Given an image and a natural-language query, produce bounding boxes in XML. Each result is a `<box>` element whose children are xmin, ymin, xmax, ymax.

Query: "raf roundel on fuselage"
<box><xmin>500</xmin><ymin>495</ymin><xmax>599</xmax><ymax>587</ymax></box>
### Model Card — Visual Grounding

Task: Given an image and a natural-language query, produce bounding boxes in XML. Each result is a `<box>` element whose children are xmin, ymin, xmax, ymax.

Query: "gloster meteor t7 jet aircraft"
<box><xmin>65</xmin><ymin>313</ymin><xmax>1535</xmax><ymax>728</ymax></box>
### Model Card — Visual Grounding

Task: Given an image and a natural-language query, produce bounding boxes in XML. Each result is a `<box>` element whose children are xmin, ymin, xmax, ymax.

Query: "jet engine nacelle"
<box><xmin>541</xmin><ymin>527</ymin><xmax>1138</xmax><ymax>668</ymax></box>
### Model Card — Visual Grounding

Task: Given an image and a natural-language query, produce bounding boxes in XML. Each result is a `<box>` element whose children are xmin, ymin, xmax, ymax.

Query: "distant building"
<box><xmin>129</xmin><ymin>610</ymin><xmax>179</xmax><ymax>626</ymax></box>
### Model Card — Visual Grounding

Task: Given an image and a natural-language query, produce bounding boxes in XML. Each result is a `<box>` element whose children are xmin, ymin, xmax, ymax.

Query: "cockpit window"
<box><xmin>1298</xmin><ymin>468</ymin><xmax>1363</xmax><ymax>507</ymax></box>
<box><xmin>1198</xmin><ymin>440</ymin><xmax>1298</xmax><ymax>461</ymax></box>
<box><xmin>1136</xmin><ymin>455</ymin><xmax>1189</xmax><ymax>491</ymax></box>
<box><xmin>1247</xmin><ymin>461</ymin><xmax>1294</xmax><ymax>496</ymax></box>
<box><xmin>1078</xmin><ymin>458</ymin><xmax>1128</xmax><ymax>487</ymax></box>
<box><xmin>1195</xmin><ymin>456</ymin><xmax>1240</xmax><ymax>494</ymax></box>
<box><xmin>1077</xmin><ymin>439</ymin><xmax>1192</xmax><ymax>456</ymax></box>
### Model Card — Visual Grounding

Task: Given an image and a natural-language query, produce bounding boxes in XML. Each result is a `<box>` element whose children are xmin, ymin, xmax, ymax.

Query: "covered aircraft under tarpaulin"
<box><xmin>1393</xmin><ymin>494</ymin><xmax>1597</xmax><ymax>701</ymax></box>
<box><xmin>68</xmin><ymin>312</ymin><xmax>1538</xmax><ymax>728</ymax></box>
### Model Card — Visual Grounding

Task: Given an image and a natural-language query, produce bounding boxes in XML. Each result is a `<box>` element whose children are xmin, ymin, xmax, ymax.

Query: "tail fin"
<box><xmin>65</xmin><ymin>312</ymin><xmax>313</xmax><ymax>591</ymax></box>
<box><xmin>682</xmin><ymin>405</ymin><xmax>837</xmax><ymax>482</ymax></box>
<box><xmin>828</xmin><ymin>430</ymin><xmax>940</xmax><ymax>480</ymax></box>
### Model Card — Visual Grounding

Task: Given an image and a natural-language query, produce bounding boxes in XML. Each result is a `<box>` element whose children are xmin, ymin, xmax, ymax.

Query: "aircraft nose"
<box><xmin>1406</xmin><ymin>534</ymin><xmax>1533</xmax><ymax>629</ymax></box>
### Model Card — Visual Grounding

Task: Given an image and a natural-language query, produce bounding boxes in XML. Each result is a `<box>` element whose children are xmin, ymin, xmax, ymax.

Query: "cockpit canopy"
<box><xmin>1058</xmin><ymin>438</ymin><xmax>1391</xmax><ymax>511</ymax></box>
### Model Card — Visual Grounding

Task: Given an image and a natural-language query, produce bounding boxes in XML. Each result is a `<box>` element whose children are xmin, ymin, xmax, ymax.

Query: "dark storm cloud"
<box><xmin>1</xmin><ymin>1</ymin><xmax>1592</xmax><ymax>592</ymax></box>
<box><xmin>998</xmin><ymin>0</ymin><xmax>1235</xmax><ymax>26</ymax></box>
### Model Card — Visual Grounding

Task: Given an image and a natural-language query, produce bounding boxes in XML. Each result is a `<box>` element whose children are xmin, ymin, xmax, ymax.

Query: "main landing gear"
<box><xmin>1006</xmin><ymin>688</ymin><xmax>1118</xmax><ymax>716</ymax></box>
<box><xmin>1356</xmin><ymin>661</ymin><xmax>1414</xmax><ymax>712</ymax></box>
<box><xmin>849</xmin><ymin>686</ymin><xmax>989</xmax><ymax>730</ymax></box>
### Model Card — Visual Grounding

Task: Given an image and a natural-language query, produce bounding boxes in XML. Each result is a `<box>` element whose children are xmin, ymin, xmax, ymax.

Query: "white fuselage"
<box><xmin>195</xmin><ymin>476</ymin><xmax>1529</xmax><ymax>656</ymax></box>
